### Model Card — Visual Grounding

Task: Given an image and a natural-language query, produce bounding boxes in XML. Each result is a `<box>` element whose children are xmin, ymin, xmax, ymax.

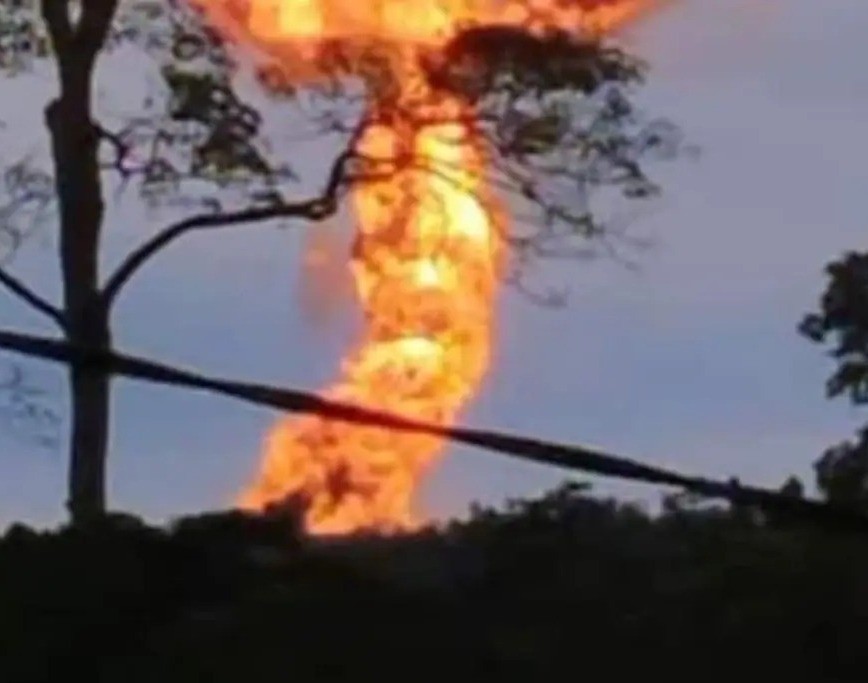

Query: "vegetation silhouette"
<box><xmin>4</xmin><ymin>481</ymin><xmax>868</xmax><ymax>681</ymax></box>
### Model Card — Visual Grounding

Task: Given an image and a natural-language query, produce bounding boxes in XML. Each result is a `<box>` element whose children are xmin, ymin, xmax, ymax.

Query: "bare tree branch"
<box><xmin>39</xmin><ymin>0</ymin><xmax>74</xmax><ymax>56</ymax></box>
<box><xmin>40</xmin><ymin>0</ymin><xmax>120</xmax><ymax>73</ymax></box>
<box><xmin>0</xmin><ymin>266</ymin><xmax>65</xmax><ymax>329</ymax></box>
<box><xmin>101</xmin><ymin>150</ymin><xmax>356</xmax><ymax>309</ymax></box>
<box><xmin>76</xmin><ymin>0</ymin><xmax>120</xmax><ymax>62</ymax></box>
<box><xmin>0</xmin><ymin>327</ymin><xmax>864</xmax><ymax>533</ymax></box>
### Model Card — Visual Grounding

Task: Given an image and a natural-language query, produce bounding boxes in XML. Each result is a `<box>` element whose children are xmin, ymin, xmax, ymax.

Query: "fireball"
<box><xmin>195</xmin><ymin>0</ymin><xmax>655</xmax><ymax>533</ymax></box>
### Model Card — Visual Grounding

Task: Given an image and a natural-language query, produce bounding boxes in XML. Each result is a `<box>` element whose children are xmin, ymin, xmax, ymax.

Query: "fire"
<box><xmin>197</xmin><ymin>0</ymin><xmax>655</xmax><ymax>534</ymax></box>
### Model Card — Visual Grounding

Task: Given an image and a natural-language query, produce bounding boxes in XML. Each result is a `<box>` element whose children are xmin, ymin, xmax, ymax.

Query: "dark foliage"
<box><xmin>802</xmin><ymin>252</ymin><xmax>868</xmax><ymax>504</ymax></box>
<box><xmin>2</xmin><ymin>483</ymin><xmax>868</xmax><ymax>682</ymax></box>
<box><xmin>801</xmin><ymin>252</ymin><xmax>868</xmax><ymax>406</ymax></box>
<box><xmin>426</xmin><ymin>25</ymin><xmax>642</xmax><ymax>101</ymax></box>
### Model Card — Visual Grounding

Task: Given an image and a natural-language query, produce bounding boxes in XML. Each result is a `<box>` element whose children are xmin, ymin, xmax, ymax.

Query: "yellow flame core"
<box><xmin>197</xmin><ymin>0</ymin><xmax>651</xmax><ymax>534</ymax></box>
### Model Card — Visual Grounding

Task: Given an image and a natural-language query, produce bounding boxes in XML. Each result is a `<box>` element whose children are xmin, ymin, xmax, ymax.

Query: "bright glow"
<box><xmin>195</xmin><ymin>0</ymin><xmax>656</xmax><ymax>534</ymax></box>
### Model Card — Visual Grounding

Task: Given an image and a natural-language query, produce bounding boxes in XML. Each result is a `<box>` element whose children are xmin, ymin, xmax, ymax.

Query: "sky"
<box><xmin>1</xmin><ymin>0</ymin><xmax>868</xmax><ymax>527</ymax></box>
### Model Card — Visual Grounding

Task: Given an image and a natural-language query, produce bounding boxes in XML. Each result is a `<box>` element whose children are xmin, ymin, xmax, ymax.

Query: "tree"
<box><xmin>801</xmin><ymin>251</ymin><xmax>868</xmax><ymax>504</ymax></box>
<box><xmin>0</xmin><ymin>0</ymin><xmax>676</xmax><ymax>525</ymax></box>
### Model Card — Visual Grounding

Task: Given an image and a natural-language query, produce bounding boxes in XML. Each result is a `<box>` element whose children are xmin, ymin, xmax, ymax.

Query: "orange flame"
<box><xmin>197</xmin><ymin>0</ymin><xmax>655</xmax><ymax>534</ymax></box>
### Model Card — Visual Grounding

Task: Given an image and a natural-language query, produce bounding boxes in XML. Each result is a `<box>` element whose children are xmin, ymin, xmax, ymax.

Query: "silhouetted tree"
<box><xmin>0</xmin><ymin>0</ymin><xmax>677</xmax><ymax>525</ymax></box>
<box><xmin>802</xmin><ymin>251</ymin><xmax>868</xmax><ymax>503</ymax></box>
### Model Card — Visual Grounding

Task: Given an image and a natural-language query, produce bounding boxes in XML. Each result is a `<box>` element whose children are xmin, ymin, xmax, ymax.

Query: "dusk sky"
<box><xmin>2</xmin><ymin>0</ymin><xmax>868</xmax><ymax>528</ymax></box>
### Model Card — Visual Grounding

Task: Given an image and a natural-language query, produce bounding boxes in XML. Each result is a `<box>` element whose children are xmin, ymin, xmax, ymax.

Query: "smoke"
<box><xmin>297</xmin><ymin>219</ymin><xmax>355</xmax><ymax>333</ymax></box>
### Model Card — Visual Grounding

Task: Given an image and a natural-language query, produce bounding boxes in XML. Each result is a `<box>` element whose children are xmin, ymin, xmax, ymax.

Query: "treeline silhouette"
<box><xmin>3</xmin><ymin>482</ymin><xmax>868</xmax><ymax>682</ymax></box>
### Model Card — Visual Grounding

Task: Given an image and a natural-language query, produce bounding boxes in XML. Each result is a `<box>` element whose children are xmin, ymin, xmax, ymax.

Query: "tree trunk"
<box><xmin>50</xmin><ymin>91</ymin><xmax>111</xmax><ymax>523</ymax></box>
<box><xmin>47</xmin><ymin>85</ymin><xmax>111</xmax><ymax>524</ymax></box>
<box><xmin>42</xmin><ymin>0</ymin><xmax>119</xmax><ymax>525</ymax></box>
<box><xmin>67</xmin><ymin>344</ymin><xmax>111</xmax><ymax>524</ymax></box>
